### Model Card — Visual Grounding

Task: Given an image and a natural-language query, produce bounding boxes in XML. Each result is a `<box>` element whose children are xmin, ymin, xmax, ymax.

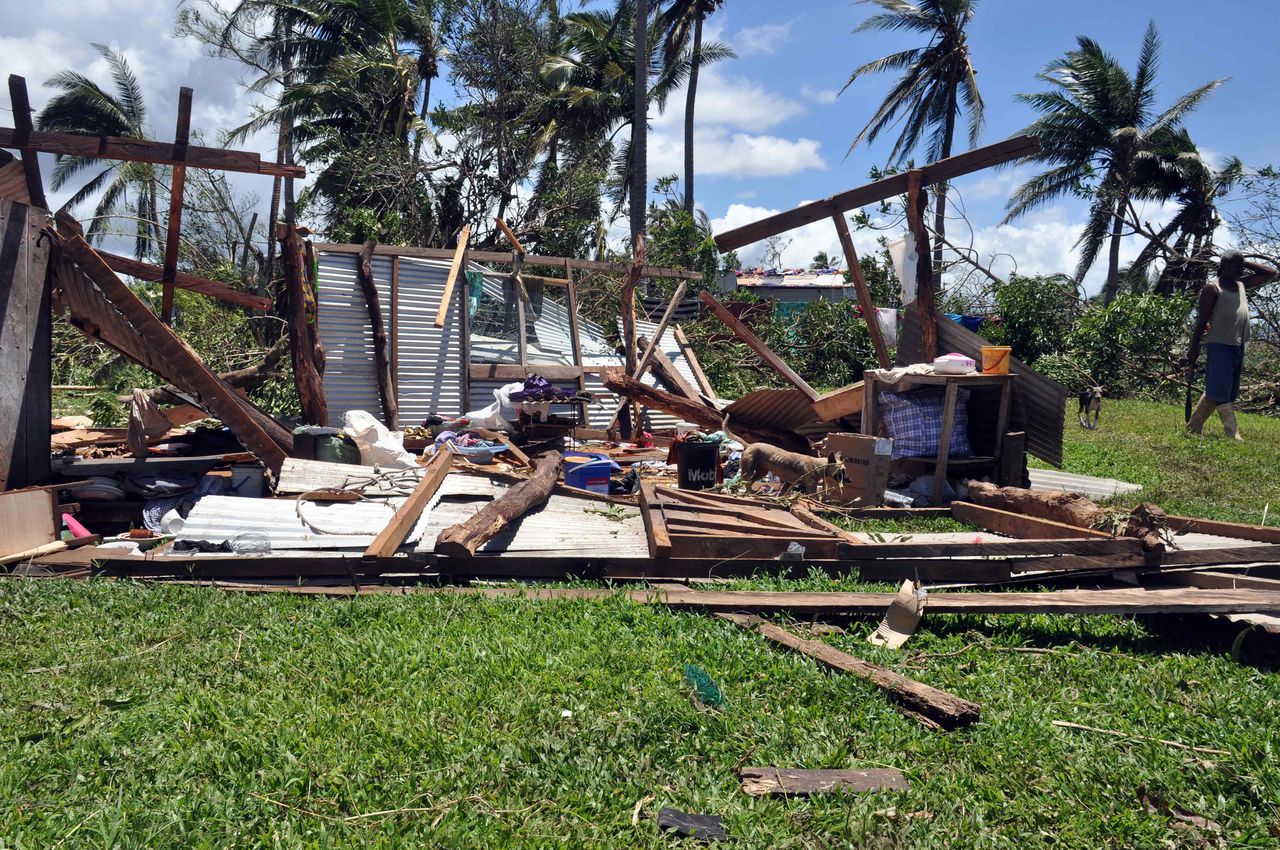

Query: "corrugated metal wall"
<box><xmin>316</xmin><ymin>251</ymin><xmax>474</xmax><ymax>427</ymax></box>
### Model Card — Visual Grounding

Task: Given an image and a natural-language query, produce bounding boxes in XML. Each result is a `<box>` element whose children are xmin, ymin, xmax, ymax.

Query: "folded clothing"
<box><xmin>878</xmin><ymin>388</ymin><xmax>972</xmax><ymax>460</ymax></box>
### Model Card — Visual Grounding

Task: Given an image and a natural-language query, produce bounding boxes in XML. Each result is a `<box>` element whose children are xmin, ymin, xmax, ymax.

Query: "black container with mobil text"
<box><xmin>675</xmin><ymin>440</ymin><xmax>720</xmax><ymax>490</ymax></box>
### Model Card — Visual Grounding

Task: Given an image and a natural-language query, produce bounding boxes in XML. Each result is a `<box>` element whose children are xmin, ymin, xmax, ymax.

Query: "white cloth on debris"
<box><xmin>868</xmin><ymin>363</ymin><xmax>938</xmax><ymax>387</ymax></box>
<box><xmin>342</xmin><ymin>410</ymin><xmax>417</xmax><ymax>468</ymax></box>
<box><xmin>463</xmin><ymin>381</ymin><xmax>523</xmax><ymax>431</ymax></box>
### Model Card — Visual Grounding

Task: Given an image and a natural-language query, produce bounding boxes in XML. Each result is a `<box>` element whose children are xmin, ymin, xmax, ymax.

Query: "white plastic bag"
<box><xmin>342</xmin><ymin>410</ymin><xmax>417</xmax><ymax>468</ymax></box>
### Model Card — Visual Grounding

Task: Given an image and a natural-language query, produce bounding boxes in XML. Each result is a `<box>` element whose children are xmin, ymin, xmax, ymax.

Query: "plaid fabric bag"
<box><xmin>877</xmin><ymin>388</ymin><xmax>972</xmax><ymax>460</ymax></box>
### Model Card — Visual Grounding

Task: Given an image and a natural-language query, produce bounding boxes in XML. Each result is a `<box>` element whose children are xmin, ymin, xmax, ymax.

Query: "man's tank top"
<box><xmin>1206</xmin><ymin>280</ymin><xmax>1249</xmax><ymax>346</ymax></box>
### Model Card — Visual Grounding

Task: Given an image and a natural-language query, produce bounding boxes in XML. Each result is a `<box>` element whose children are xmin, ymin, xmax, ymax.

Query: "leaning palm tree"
<box><xmin>632</xmin><ymin>0</ymin><xmax>650</xmax><ymax>242</ymax></box>
<box><xmin>841</xmin><ymin>0</ymin><xmax>984</xmax><ymax>270</ymax></box>
<box><xmin>656</xmin><ymin>0</ymin><xmax>729</xmax><ymax>213</ymax></box>
<box><xmin>37</xmin><ymin>44</ymin><xmax>162</xmax><ymax>258</ymax></box>
<box><xmin>1004</xmin><ymin>22</ymin><xmax>1224</xmax><ymax>303</ymax></box>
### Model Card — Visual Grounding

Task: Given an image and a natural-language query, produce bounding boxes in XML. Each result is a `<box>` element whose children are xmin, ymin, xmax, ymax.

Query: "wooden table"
<box><xmin>861</xmin><ymin>371</ymin><xmax>1015</xmax><ymax>504</ymax></box>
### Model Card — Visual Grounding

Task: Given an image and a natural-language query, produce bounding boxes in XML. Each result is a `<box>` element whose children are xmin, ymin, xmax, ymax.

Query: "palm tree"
<box><xmin>632</xmin><ymin>0</ymin><xmax>649</xmax><ymax>242</ymax></box>
<box><xmin>656</xmin><ymin>0</ymin><xmax>728</xmax><ymax>214</ymax></box>
<box><xmin>841</xmin><ymin>0</ymin><xmax>984</xmax><ymax>271</ymax></box>
<box><xmin>37</xmin><ymin>44</ymin><xmax>162</xmax><ymax>258</ymax></box>
<box><xmin>1005</xmin><ymin>22</ymin><xmax>1224</xmax><ymax>303</ymax></box>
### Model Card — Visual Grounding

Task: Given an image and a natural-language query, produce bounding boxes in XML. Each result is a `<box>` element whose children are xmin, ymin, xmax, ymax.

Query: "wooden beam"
<box><xmin>0</xmin><ymin>199</ymin><xmax>51</xmax><ymax>490</ymax></box>
<box><xmin>363</xmin><ymin>448</ymin><xmax>454</xmax><ymax>559</ymax></box>
<box><xmin>311</xmin><ymin>241</ymin><xmax>702</xmax><ymax>280</ymax></box>
<box><xmin>159</xmin><ymin>87</ymin><xmax>192</xmax><ymax>324</ymax></box>
<box><xmin>564</xmin><ymin>259</ymin><xmax>586</xmax><ymax>395</ymax></box>
<box><xmin>470</xmin><ymin>363</ymin><xmax>600</xmax><ymax>382</ymax></box>
<box><xmin>53</xmin><ymin>231</ymin><xmax>289</xmax><ymax>472</ymax></box>
<box><xmin>952</xmin><ymin>501</ymin><xmax>1114</xmax><ymax>541</ymax></box>
<box><xmin>698</xmin><ymin>291</ymin><xmax>817</xmax><ymax>401</ymax></box>
<box><xmin>811</xmin><ymin>381</ymin><xmax>864</xmax><ymax>421</ymax></box>
<box><xmin>435</xmin><ymin>224</ymin><xmax>470</xmax><ymax>328</ymax></box>
<box><xmin>673</xmin><ymin>325</ymin><xmax>715</xmax><ymax>399</ymax></box>
<box><xmin>494</xmin><ymin>217</ymin><xmax>525</xmax><ymax>255</ymax></box>
<box><xmin>1167</xmin><ymin>516</ymin><xmax>1280</xmax><ymax>545</ymax></box>
<box><xmin>390</xmin><ymin>255</ymin><xmax>399</xmax><ymax>392</ymax></box>
<box><xmin>906</xmin><ymin>169</ymin><xmax>937</xmax><ymax>361</ymax></box>
<box><xmin>638</xmin><ymin>336</ymin><xmax>702</xmax><ymax>402</ymax></box>
<box><xmin>356</xmin><ymin>240</ymin><xmax>397</xmax><ymax>425</ymax></box>
<box><xmin>434</xmin><ymin>451</ymin><xmax>563</xmax><ymax>558</ymax></box>
<box><xmin>713</xmin><ymin>135</ymin><xmax>1039</xmax><ymax>252</ymax></box>
<box><xmin>98</xmin><ymin>251</ymin><xmax>271</xmax><ymax>310</ymax></box>
<box><xmin>718</xmin><ymin>613</ymin><xmax>980</xmax><ymax>729</ymax></box>
<box><xmin>5</xmin><ymin>77</ymin><xmax>47</xmax><ymax>209</ymax></box>
<box><xmin>280</xmin><ymin>225</ymin><xmax>327</xmax><ymax>426</ymax></box>
<box><xmin>607</xmin><ymin>279</ymin><xmax>691</xmax><ymax>423</ymax></box>
<box><xmin>0</xmin><ymin>126</ymin><xmax>305</xmax><ymax>178</ymax></box>
<box><xmin>831</xmin><ymin>212</ymin><xmax>891</xmax><ymax>368</ymax></box>
<box><xmin>740</xmin><ymin>767</ymin><xmax>908</xmax><ymax>796</ymax></box>
<box><xmin>1155</xmin><ymin>570</ymin><xmax>1280</xmax><ymax>592</ymax></box>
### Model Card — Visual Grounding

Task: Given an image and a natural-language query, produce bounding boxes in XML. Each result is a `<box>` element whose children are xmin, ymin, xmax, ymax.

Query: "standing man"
<box><xmin>1186</xmin><ymin>250</ymin><xmax>1277</xmax><ymax>440</ymax></box>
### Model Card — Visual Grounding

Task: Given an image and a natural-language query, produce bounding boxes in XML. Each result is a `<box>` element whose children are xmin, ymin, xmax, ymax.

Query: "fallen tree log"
<box><xmin>434</xmin><ymin>451</ymin><xmax>563</xmax><ymax>558</ymax></box>
<box><xmin>965</xmin><ymin>482</ymin><xmax>1170</xmax><ymax>552</ymax></box>
<box><xmin>718</xmin><ymin>612</ymin><xmax>979</xmax><ymax>730</ymax></box>
<box><xmin>357</xmin><ymin>240</ymin><xmax>397</xmax><ymax>426</ymax></box>
<box><xmin>600</xmin><ymin>367</ymin><xmax>808</xmax><ymax>452</ymax></box>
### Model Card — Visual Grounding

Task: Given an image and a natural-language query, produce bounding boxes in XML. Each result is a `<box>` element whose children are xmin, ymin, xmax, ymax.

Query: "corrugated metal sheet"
<box><xmin>315</xmin><ymin>252</ymin><xmax>393</xmax><ymax>428</ymax></box>
<box><xmin>415</xmin><ymin>492</ymin><xmax>648</xmax><ymax>556</ymax></box>
<box><xmin>722</xmin><ymin>388</ymin><xmax>818</xmax><ymax>432</ymax></box>
<box><xmin>1028</xmin><ymin>468</ymin><xmax>1141</xmax><ymax>500</ymax></box>
<box><xmin>395</xmin><ymin>256</ymin><xmax>468</xmax><ymax>424</ymax></box>
<box><xmin>898</xmin><ymin>309</ymin><xmax>1066</xmax><ymax>467</ymax></box>
<box><xmin>177</xmin><ymin>492</ymin><xmax>436</xmax><ymax>550</ymax></box>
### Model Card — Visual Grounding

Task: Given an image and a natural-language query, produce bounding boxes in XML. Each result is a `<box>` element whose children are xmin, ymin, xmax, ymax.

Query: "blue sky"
<box><xmin>2</xmin><ymin>0</ymin><xmax>1274</xmax><ymax>292</ymax></box>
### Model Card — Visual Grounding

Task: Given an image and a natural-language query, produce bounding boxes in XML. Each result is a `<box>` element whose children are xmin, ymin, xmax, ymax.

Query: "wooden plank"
<box><xmin>673</xmin><ymin>325</ymin><xmax>715</xmax><ymax>399</ymax></box>
<box><xmin>831</xmin><ymin>212</ymin><xmax>890</xmax><ymax>368</ymax></box>
<box><xmin>356</xmin><ymin>240</ymin><xmax>397</xmax><ymax>425</ymax></box>
<box><xmin>0</xmin><ymin>199</ymin><xmax>51</xmax><ymax>489</ymax></box>
<box><xmin>5</xmin><ymin>77</ymin><xmax>47</xmax><ymax>209</ymax></box>
<box><xmin>713</xmin><ymin>135</ymin><xmax>1039</xmax><ymax>252</ymax></box>
<box><xmin>0</xmin><ymin>126</ymin><xmax>304</xmax><ymax>178</ymax></box>
<box><xmin>98</xmin><ymin>251</ymin><xmax>271</xmax><ymax>310</ymax></box>
<box><xmin>906</xmin><ymin>169</ymin><xmax>936</xmax><ymax>362</ymax></box>
<box><xmin>470</xmin><ymin>363</ymin><xmax>598</xmax><ymax>382</ymax></box>
<box><xmin>1167</xmin><ymin>516</ymin><xmax>1280</xmax><ymax>545</ymax></box>
<box><xmin>363</xmin><ymin>449</ymin><xmax>454</xmax><ymax>559</ymax></box>
<box><xmin>0</xmin><ymin>160</ymin><xmax>30</xmax><ymax>204</ymax></box>
<box><xmin>951</xmin><ymin>501</ymin><xmax>1114</xmax><ymax>540</ymax></box>
<box><xmin>811</xmin><ymin>381</ymin><xmax>864</xmax><ymax>421</ymax></box>
<box><xmin>638</xmin><ymin>481</ymin><xmax>673</xmax><ymax>558</ymax></box>
<box><xmin>54</xmin><ymin>231</ymin><xmax>289</xmax><ymax>471</ymax></box>
<box><xmin>494</xmin><ymin>217</ymin><xmax>525</xmax><ymax>255</ymax></box>
<box><xmin>313</xmin><ymin>241</ymin><xmax>702</xmax><ymax>280</ymax></box>
<box><xmin>997</xmin><ymin>430</ymin><xmax>1026</xmax><ymax>487</ymax></box>
<box><xmin>740</xmin><ymin>767</ymin><xmax>908</xmax><ymax>796</ymax></box>
<box><xmin>932</xmin><ymin>380</ymin><xmax>959</xmax><ymax>504</ymax></box>
<box><xmin>1155</xmin><ymin>570</ymin><xmax>1280</xmax><ymax>592</ymax></box>
<box><xmin>159</xmin><ymin>87</ymin><xmax>192</xmax><ymax>324</ymax></box>
<box><xmin>564</xmin><ymin>260</ymin><xmax>585</xmax><ymax>394</ymax></box>
<box><xmin>435</xmin><ymin>224</ymin><xmax>470</xmax><ymax>328</ymax></box>
<box><xmin>435</xmin><ymin>452</ymin><xmax>562</xmax><ymax>558</ymax></box>
<box><xmin>718</xmin><ymin>612</ymin><xmax>980</xmax><ymax>729</ymax></box>
<box><xmin>699</xmin><ymin>291</ymin><xmax>817</xmax><ymax>401</ymax></box>
<box><xmin>639</xmin><ymin>336</ymin><xmax>702</xmax><ymax>401</ymax></box>
<box><xmin>834</xmin><ymin>538</ymin><xmax>1139</xmax><ymax>559</ymax></box>
<box><xmin>390</xmin><ymin>255</ymin><xmax>399</xmax><ymax>391</ymax></box>
<box><xmin>0</xmin><ymin>489</ymin><xmax>56</xmax><ymax>557</ymax></box>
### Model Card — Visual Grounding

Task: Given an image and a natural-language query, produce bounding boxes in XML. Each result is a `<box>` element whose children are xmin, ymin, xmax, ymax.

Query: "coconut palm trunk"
<box><xmin>931</xmin><ymin>79</ymin><xmax>958</xmax><ymax>273</ymax></box>
<box><xmin>630</xmin><ymin>0</ymin><xmax>648</xmax><ymax>241</ymax></box>
<box><xmin>682</xmin><ymin>12</ymin><xmax>702</xmax><ymax>214</ymax></box>
<box><xmin>1103</xmin><ymin>192</ymin><xmax>1127</xmax><ymax>303</ymax></box>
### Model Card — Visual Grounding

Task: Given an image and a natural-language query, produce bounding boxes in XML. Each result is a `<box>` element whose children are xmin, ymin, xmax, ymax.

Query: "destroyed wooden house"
<box><xmin>5</xmin><ymin>70</ymin><xmax>1280</xmax><ymax>662</ymax></box>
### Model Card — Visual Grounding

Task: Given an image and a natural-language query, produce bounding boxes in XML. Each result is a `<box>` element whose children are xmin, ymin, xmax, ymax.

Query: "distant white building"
<box><xmin>716</xmin><ymin>269</ymin><xmax>856</xmax><ymax>305</ymax></box>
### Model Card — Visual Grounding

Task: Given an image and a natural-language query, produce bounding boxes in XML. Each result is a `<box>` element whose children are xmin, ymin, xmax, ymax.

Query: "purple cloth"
<box><xmin>877</xmin><ymin>388</ymin><xmax>972</xmax><ymax>460</ymax></box>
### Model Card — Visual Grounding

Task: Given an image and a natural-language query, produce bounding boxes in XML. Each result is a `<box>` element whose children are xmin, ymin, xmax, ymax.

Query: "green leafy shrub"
<box><xmin>982</xmin><ymin>274</ymin><xmax>1082</xmax><ymax>365</ymax></box>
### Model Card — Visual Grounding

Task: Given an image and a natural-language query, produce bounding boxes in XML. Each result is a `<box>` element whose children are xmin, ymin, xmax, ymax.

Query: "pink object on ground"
<box><xmin>62</xmin><ymin>513</ymin><xmax>92</xmax><ymax>538</ymax></box>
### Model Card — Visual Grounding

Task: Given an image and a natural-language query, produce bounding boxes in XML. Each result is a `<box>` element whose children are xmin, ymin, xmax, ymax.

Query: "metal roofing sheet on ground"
<box><xmin>177</xmin><ymin>493</ymin><xmax>432</xmax><ymax>550</ymax></box>
<box><xmin>414</xmin><ymin>492</ymin><xmax>648</xmax><ymax>557</ymax></box>
<box><xmin>1027</xmin><ymin>468</ymin><xmax>1142</xmax><ymax>500</ymax></box>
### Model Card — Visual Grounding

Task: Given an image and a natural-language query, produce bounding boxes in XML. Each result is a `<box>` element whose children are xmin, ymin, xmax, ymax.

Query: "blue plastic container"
<box><xmin>564</xmin><ymin>453</ymin><xmax>621</xmax><ymax>494</ymax></box>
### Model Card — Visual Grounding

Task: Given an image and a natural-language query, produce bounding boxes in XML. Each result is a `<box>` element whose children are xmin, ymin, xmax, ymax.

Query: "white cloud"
<box><xmin>801</xmin><ymin>85</ymin><xmax>839</xmax><ymax>105</ymax></box>
<box><xmin>709</xmin><ymin>202</ymin><xmax>884</xmax><ymax>269</ymax></box>
<box><xmin>732</xmin><ymin>21</ymin><xmax>793</xmax><ymax>57</ymax></box>
<box><xmin>649</xmin><ymin>127</ymin><xmax>825</xmax><ymax>180</ymax></box>
<box><xmin>651</xmin><ymin>65</ymin><xmax>805</xmax><ymax>132</ymax></box>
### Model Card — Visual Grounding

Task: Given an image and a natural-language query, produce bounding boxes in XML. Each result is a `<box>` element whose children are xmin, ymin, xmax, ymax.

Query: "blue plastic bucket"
<box><xmin>564</xmin><ymin>453</ymin><xmax>621</xmax><ymax>494</ymax></box>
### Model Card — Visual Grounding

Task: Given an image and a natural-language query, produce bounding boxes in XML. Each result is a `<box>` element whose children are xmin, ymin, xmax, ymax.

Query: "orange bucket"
<box><xmin>980</xmin><ymin>345</ymin><xmax>1011</xmax><ymax>374</ymax></box>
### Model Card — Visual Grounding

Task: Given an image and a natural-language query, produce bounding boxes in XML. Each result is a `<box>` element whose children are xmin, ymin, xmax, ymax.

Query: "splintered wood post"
<box><xmin>280</xmin><ymin>224</ymin><xmax>327</xmax><ymax>425</ymax></box>
<box><xmin>618</xmin><ymin>234</ymin><xmax>646</xmax><ymax>434</ymax></box>
<box><xmin>831</xmin><ymin>212</ymin><xmax>890</xmax><ymax>368</ymax></box>
<box><xmin>434</xmin><ymin>451</ymin><xmax>563</xmax><ymax>558</ymax></box>
<box><xmin>906</xmin><ymin>169</ymin><xmax>937</xmax><ymax>362</ymax></box>
<box><xmin>606</xmin><ymin>278</ymin><xmax>690</xmax><ymax>424</ymax></box>
<box><xmin>363</xmin><ymin>447</ymin><xmax>454</xmax><ymax>559</ymax></box>
<box><xmin>160</xmin><ymin>87</ymin><xmax>192</xmax><ymax>324</ymax></box>
<box><xmin>513</xmin><ymin>251</ymin><xmax>528</xmax><ymax>366</ymax></box>
<box><xmin>717</xmin><ymin>613</ymin><xmax>980</xmax><ymax>730</ymax></box>
<box><xmin>6</xmin><ymin>76</ymin><xmax>47</xmax><ymax>209</ymax></box>
<box><xmin>638</xmin><ymin>336</ymin><xmax>701</xmax><ymax>401</ymax></box>
<box><xmin>698</xmin><ymin>291</ymin><xmax>818</xmax><ymax>400</ymax></box>
<box><xmin>435</xmin><ymin>224</ymin><xmax>470</xmax><ymax>328</ymax></box>
<box><xmin>356</xmin><ymin>240</ymin><xmax>397</xmax><ymax>425</ymax></box>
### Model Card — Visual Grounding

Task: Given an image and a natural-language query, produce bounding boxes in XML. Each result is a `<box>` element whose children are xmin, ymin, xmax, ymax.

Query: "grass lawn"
<box><xmin>3</xmin><ymin>399</ymin><xmax>1280</xmax><ymax>848</ymax></box>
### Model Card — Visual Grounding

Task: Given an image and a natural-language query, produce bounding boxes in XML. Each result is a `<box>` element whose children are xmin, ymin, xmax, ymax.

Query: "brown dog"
<box><xmin>738</xmin><ymin>443</ymin><xmax>844</xmax><ymax>494</ymax></box>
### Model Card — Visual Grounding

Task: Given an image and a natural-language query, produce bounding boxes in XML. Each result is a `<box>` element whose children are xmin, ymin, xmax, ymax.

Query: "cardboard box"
<box><xmin>823</xmin><ymin>432</ymin><xmax>893</xmax><ymax>505</ymax></box>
